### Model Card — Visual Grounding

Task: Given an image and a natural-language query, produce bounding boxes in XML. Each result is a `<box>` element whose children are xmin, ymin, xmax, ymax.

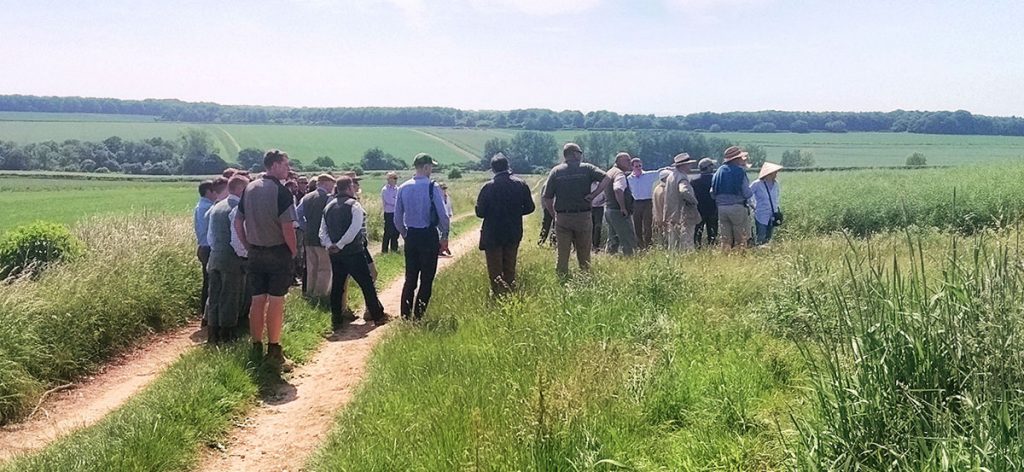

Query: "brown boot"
<box><xmin>266</xmin><ymin>343</ymin><xmax>294</xmax><ymax>373</ymax></box>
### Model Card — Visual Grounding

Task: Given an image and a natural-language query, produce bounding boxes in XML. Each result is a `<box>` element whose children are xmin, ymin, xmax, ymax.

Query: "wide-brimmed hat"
<box><xmin>413</xmin><ymin>153</ymin><xmax>438</xmax><ymax>167</ymax></box>
<box><xmin>723</xmin><ymin>146</ymin><xmax>749</xmax><ymax>163</ymax></box>
<box><xmin>758</xmin><ymin>162</ymin><xmax>784</xmax><ymax>179</ymax></box>
<box><xmin>672</xmin><ymin>153</ymin><xmax>695</xmax><ymax>166</ymax></box>
<box><xmin>698</xmin><ymin>157</ymin><xmax>715</xmax><ymax>172</ymax></box>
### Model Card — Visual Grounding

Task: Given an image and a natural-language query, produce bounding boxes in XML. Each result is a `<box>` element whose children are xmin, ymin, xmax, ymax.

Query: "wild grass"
<box><xmin>307</xmin><ymin>218</ymin><xmax>802</xmax><ymax>470</ymax></box>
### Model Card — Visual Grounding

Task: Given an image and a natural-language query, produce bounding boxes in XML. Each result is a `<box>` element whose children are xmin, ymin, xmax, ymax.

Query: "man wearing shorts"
<box><xmin>235</xmin><ymin>149</ymin><xmax>298</xmax><ymax>372</ymax></box>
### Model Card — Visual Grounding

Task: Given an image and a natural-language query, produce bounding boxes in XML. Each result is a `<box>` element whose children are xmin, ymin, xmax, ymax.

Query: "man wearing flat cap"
<box><xmin>542</xmin><ymin>143</ymin><xmax>608</xmax><ymax>277</ymax></box>
<box><xmin>394</xmin><ymin>153</ymin><xmax>451</xmax><ymax>319</ymax></box>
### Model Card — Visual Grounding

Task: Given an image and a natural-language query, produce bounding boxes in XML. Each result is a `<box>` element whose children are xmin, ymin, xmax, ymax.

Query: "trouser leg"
<box><xmin>401</xmin><ymin>238</ymin><xmax>421</xmax><ymax>318</ymax></box>
<box><xmin>484</xmin><ymin>247</ymin><xmax>504</xmax><ymax>295</ymax></box>
<box><xmin>206</xmin><ymin>267</ymin><xmax>223</xmax><ymax>328</ymax></box>
<box><xmin>591</xmin><ymin>207</ymin><xmax>604</xmax><ymax>250</ymax></box>
<box><xmin>343</xmin><ymin>253</ymin><xmax>385</xmax><ymax>319</ymax></box>
<box><xmin>502</xmin><ymin>242</ymin><xmax>519</xmax><ymax>291</ymax></box>
<box><xmin>219</xmin><ymin>266</ymin><xmax>244</xmax><ymax>329</ymax></box>
<box><xmin>555</xmin><ymin>216</ymin><xmax>573</xmax><ymax>276</ymax></box>
<box><xmin>329</xmin><ymin>254</ymin><xmax>349</xmax><ymax>325</ymax></box>
<box><xmin>573</xmin><ymin>213</ymin><xmax>593</xmax><ymax>271</ymax></box>
<box><xmin>606</xmin><ymin>210</ymin><xmax>636</xmax><ymax>256</ymax></box>
<box><xmin>198</xmin><ymin>246</ymin><xmax>211</xmax><ymax>318</ymax></box>
<box><xmin>413</xmin><ymin>232</ymin><xmax>439</xmax><ymax>318</ymax></box>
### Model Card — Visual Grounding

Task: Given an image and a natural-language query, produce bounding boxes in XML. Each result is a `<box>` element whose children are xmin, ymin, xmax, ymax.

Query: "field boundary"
<box><xmin>410</xmin><ymin>129</ymin><xmax>479</xmax><ymax>162</ymax></box>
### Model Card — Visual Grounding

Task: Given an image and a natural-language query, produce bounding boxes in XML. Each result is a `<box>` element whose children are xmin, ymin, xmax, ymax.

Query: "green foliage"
<box><xmin>447</xmin><ymin>167</ymin><xmax>463</xmax><ymax>179</ymax></box>
<box><xmin>752</xmin><ymin>122</ymin><xmax>777</xmax><ymax>133</ymax></box>
<box><xmin>312</xmin><ymin>155</ymin><xmax>336</xmax><ymax>169</ymax></box>
<box><xmin>0</xmin><ymin>222</ymin><xmax>84</xmax><ymax>279</ymax></box>
<box><xmin>906</xmin><ymin>151</ymin><xmax>927</xmax><ymax>166</ymax></box>
<box><xmin>179</xmin><ymin>153</ymin><xmax>229</xmax><ymax>175</ymax></box>
<box><xmin>789</xmin><ymin>120</ymin><xmax>810</xmax><ymax>133</ymax></box>
<box><xmin>480</xmin><ymin>137</ymin><xmax>511</xmax><ymax>170</ymax></box>
<box><xmin>237</xmin><ymin>147</ymin><xmax>265</xmax><ymax>171</ymax></box>
<box><xmin>824</xmin><ymin>120</ymin><xmax>847</xmax><ymax>133</ymax></box>
<box><xmin>360</xmin><ymin>147</ymin><xmax>406</xmax><ymax>170</ymax></box>
<box><xmin>780</xmin><ymin>149</ymin><xmax>816</xmax><ymax>168</ymax></box>
<box><xmin>508</xmin><ymin>131</ymin><xmax>559</xmax><ymax>171</ymax></box>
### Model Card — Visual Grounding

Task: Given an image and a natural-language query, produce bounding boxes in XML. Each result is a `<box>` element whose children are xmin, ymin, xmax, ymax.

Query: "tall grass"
<box><xmin>307</xmin><ymin>219</ymin><xmax>801</xmax><ymax>470</ymax></box>
<box><xmin>789</xmin><ymin>232</ymin><xmax>1024</xmax><ymax>470</ymax></box>
<box><xmin>0</xmin><ymin>215</ymin><xmax>197</xmax><ymax>422</ymax></box>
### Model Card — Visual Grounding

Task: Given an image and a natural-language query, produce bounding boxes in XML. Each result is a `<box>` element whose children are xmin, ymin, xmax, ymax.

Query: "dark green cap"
<box><xmin>413</xmin><ymin>153</ymin><xmax>438</xmax><ymax>167</ymax></box>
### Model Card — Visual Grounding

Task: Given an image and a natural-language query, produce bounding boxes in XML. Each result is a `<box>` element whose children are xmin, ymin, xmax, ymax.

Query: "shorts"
<box><xmin>248</xmin><ymin>245</ymin><xmax>294</xmax><ymax>297</ymax></box>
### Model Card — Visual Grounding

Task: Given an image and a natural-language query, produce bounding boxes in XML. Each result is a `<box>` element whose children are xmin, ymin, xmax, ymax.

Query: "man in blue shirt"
<box><xmin>194</xmin><ymin>177</ymin><xmax>227</xmax><ymax>322</ymax></box>
<box><xmin>711</xmin><ymin>146</ymin><xmax>754</xmax><ymax>250</ymax></box>
<box><xmin>394</xmin><ymin>153</ymin><xmax>451</xmax><ymax>319</ymax></box>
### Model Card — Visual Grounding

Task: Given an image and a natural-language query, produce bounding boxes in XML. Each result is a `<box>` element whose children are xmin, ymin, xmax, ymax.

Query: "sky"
<box><xmin>1</xmin><ymin>0</ymin><xmax>1022</xmax><ymax>116</ymax></box>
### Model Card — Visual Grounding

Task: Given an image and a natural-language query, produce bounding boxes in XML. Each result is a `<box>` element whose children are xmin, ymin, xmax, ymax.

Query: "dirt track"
<box><xmin>197</xmin><ymin>228</ymin><xmax>480</xmax><ymax>472</ymax></box>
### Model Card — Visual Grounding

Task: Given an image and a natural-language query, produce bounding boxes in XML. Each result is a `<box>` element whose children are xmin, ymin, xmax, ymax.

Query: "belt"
<box><xmin>556</xmin><ymin>209</ymin><xmax>590</xmax><ymax>214</ymax></box>
<box><xmin>634</xmin><ymin>199</ymin><xmax>653</xmax><ymax>202</ymax></box>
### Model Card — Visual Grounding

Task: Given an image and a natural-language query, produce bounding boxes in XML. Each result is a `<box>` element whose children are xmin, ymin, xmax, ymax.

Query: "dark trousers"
<box><xmin>591</xmin><ymin>206</ymin><xmax>604</xmax><ymax>250</ymax></box>
<box><xmin>694</xmin><ymin>215</ymin><xmax>719</xmax><ymax>248</ymax></box>
<box><xmin>197</xmin><ymin>246</ymin><xmax>211</xmax><ymax>318</ymax></box>
<box><xmin>206</xmin><ymin>257</ymin><xmax>245</xmax><ymax>329</ymax></box>
<box><xmin>539</xmin><ymin>208</ymin><xmax>555</xmax><ymax>244</ymax></box>
<box><xmin>330</xmin><ymin>251</ymin><xmax>384</xmax><ymax>323</ymax></box>
<box><xmin>401</xmin><ymin>227</ymin><xmax>440</xmax><ymax>319</ymax></box>
<box><xmin>632</xmin><ymin>200</ymin><xmax>654</xmax><ymax>249</ymax></box>
<box><xmin>382</xmin><ymin>212</ymin><xmax>400</xmax><ymax>253</ymax></box>
<box><xmin>484</xmin><ymin>242</ymin><xmax>520</xmax><ymax>296</ymax></box>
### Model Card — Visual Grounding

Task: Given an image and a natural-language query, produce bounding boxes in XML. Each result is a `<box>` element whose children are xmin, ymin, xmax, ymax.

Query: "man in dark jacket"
<box><xmin>475</xmin><ymin>153</ymin><xmax>536</xmax><ymax>296</ymax></box>
<box><xmin>691</xmin><ymin>157</ymin><xmax>718</xmax><ymax>248</ymax></box>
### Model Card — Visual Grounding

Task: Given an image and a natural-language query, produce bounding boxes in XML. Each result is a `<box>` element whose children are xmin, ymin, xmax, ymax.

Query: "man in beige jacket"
<box><xmin>664</xmin><ymin>153</ymin><xmax>701</xmax><ymax>251</ymax></box>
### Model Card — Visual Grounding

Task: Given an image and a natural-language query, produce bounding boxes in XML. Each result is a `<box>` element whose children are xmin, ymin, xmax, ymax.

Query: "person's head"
<box><xmin>759</xmin><ymin>162</ymin><xmax>783</xmax><ymax>182</ymax></box>
<box><xmin>298</xmin><ymin>176</ymin><xmax>308</xmax><ymax>186</ymax></box>
<box><xmin>562</xmin><ymin>143</ymin><xmax>583</xmax><ymax>162</ymax></box>
<box><xmin>386</xmin><ymin>171</ymin><xmax>399</xmax><ymax>185</ymax></box>
<box><xmin>630</xmin><ymin>157</ymin><xmax>643</xmax><ymax>174</ymax></box>
<box><xmin>199</xmin><ymin>177</ymin><xmax>229</xmax><ymax>201</ymax></box>
<box><xmin>344</xmin><ymin>171</ymin><xmax>362</xmax><ymax>195</ymax></box>
<box><xmin>672</xmin><ymin>153</ymin><xmax>695</xmax><ymax>173</ymax></box>
<box><xmin>413</xmin><ymin>153</ymin><xmax>437</xmax><ymax>176</ymax></box>
<box><xmin>316</xmin><ymin>173</ymin><xmax>336</xmax><ymax>194</ymax></box>
<box><xmin>722</xmin><ymin>146</ymin><xmax>749</xmax><ymax>167</ymax></box>
<box><xmin>439</xmin><ymin>182</ymin><xmax>449</xmax><ymax>197</ymax></box>
<box><xmin>698</xmin><ymin>157</ymin><xmax>716</xmax><ymax>174</ymax></box>
<box><xmin>614</xmin><ymin>152</ymin><xmax>632</xmax><ymax>171</ymax></box>
<box><xmin>227</xmin><ymin>174</ymin><xmax>250</xmax><ymax>197</ymax></box>
<box><xmin>490</xmin><ymin>153</ymin><xmax>510</xmax><ymax>174</ymax></box>
<box><xmin>222</xmin><ymin>167</ymin><xmax>238</xmax><ymax>179</ymax></box>
<box><xmin>335</xmin><ymin>175</ymin><xmax>357</xmax><ymax>198</ymax></box>
<box><xmin>284</xmin><ymin>181</ymin><xmax>298</xmax><ymax>196</ymax></box>
<box><xmin>263</xmin><ymin>149</ymin><xmax>291</xmax><ymax>179</ymax></box>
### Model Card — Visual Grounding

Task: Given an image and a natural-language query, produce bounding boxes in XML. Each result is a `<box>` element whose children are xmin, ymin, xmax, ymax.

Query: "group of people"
<box><xmin>540</xmin><ymin>143</ymin><xmax>783</xmax><ymax>276</ymax></box>
<box><xmin>192</xmin><ymin>143</ymin><xmax>781</xmax><ymax>372</ymax></box>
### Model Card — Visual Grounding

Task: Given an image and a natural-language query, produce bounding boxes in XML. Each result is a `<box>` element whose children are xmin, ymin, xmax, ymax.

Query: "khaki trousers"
<box><xmin>605</xmin><ymin>208</ymin><xmax>637</xmax><ymax>256</ymax></box>
<box><xmin>631</xmin><ymin>200</ymin><xmax>654</xmax><ymax>249</ymax></box>
<box><xmin>484</xmin><ymin>243</ymin><xmax>520</xmax><ymax>295</ymax></box>
<box><xmin>305</xmin><ymin>245</ymin><xmax>333</xmax><ymax>297</ymax></box>
<box><xmin>667</xmin><ymin>221</ymin><xmax>695</xmax><ymax>251</ymax></box>
<box><xmin>555</xmin><ymin>212</ymin><xmax>593</xmax><ymax>277</ymax></box>
<box><xmin>718</xmin><ymin>204</ymin><xmax>750</xmax><ymax>249</ymax></box>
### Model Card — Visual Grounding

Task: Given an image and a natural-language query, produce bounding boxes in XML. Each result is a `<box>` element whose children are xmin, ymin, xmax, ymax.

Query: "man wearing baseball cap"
<box><xmin>691</xmin><ymin>157</ymin><xmax>718</xmax><ymax>247</ymax></box>
<box><xmin>711</xmin><ymin>146</ymin><xmax>754</xmax><ymax>250</ymax></box>
<box><xmin>542</xmin><ymin>143</ymin><xmax>608</xmax><ymax>277</ymax></box>
<box><xmin>394</xmin><ymin>153</ymin><xmax>451</xmax><ymax>319</ymax></box>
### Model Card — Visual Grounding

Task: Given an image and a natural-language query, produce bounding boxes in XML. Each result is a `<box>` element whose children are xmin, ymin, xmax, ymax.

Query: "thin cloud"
<box><xmin>467</xmin><ymin>0</ymin><xmax>601</xmax><ymax>16</ymax></box>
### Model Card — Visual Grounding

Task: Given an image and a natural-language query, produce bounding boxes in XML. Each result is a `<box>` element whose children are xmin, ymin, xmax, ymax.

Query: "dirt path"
<box><xmin>197</xmin><ymin>227</ymin><xmax>481</xmax><ymax>472</ymax></box>
<box><xmin>410</xmin><ymin>129</ymin><xmax>480</xmax><ymax>162</ymax></box>
<box><xmin>0</xmin><ymin>322</ymin><xmax>205</xmax><ymax>460</ymax></box>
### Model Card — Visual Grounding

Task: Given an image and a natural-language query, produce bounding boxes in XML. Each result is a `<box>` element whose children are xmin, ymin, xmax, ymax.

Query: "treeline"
<box><xmin>481</xmin><ymin>130</ymin><xmax>767</xmax><ymax>174</ymax></box>
<box><xmin>3</xmin><ymin>94</ymin><xmax>1024</xmax><ymax>136</ymax></box>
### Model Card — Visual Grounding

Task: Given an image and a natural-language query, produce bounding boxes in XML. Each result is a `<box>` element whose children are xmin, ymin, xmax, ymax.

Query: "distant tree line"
<box><xmin>481</xmin><ymin>130</ymin><xmax>768</xmax><ymax>174</ymax></box>
<box><xmin>3</xmin><ymin>94</ymin><xmax>1024</xmax><ymax>136</ymax></box>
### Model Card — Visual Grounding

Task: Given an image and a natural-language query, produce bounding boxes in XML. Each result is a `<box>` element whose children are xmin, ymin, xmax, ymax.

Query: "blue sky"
<box><xmin>1</xmin><ymin>0</ymin><xmax>1022</xmax><ymax>116</ymax></box>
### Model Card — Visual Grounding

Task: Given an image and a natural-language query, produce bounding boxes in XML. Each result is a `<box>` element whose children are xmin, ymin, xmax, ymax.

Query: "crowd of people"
<box><xmin>191</xmin><ymin>144</ymin><xmax>782</xmax><ymax>372</ymax></box>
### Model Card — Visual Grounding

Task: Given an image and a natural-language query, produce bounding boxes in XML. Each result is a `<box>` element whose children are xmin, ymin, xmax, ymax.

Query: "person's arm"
<box><xmin>749</xmin><ymin>181</ymin><xmax>761</xmax><ymax>210</ymax></box>
<box><xmin>295</xmin><ymin>199</ymin><xmax>307</xmax><ymax>231</ymax></box>
<box><xmin>336</xmin><ymin>202</ymin><xmax>365</xmax><ymax>248</ymax></box>
<box><xmin>319</xmin><ymin>204</ymin><xmax>334</xmax><ymax>249</ymax></box>
<box><xmin>234</xmin><ymin>212</ymin><xmax>249</xmax><ymax>251</ymax></box>
<box><xmin>475</xmin><ymin>185</ymin><xmax>488</xmax><ymax>219</ymax></box>
<box><xmin>542</xmin><ymin>197</ymin><xmax>555</xmax><ymax>216</ymax></box>
<box><xmin>588</xmin><ymin>175</ymin><xmax>611</xmax><ymax>201</ymax></box>
<box><xmin>193</xmin><ymin>205</ymin><xmax>204</xmax><ymax>245</ymax></box>
<box><xmin>434</xmin><ymin>185</ymin><xmax>451</xmax><ymax>241</ymax></box>
<box><xmin>205</xmin><ymin>211</ymin><xmax>216</xmax><ymax>251</ymax></box>
<box><xmin>282</xmin><ymin>222</ymin><xmax>297</xmax><ymax>256</ymax></box>
<box><xmin>394</xmin><ymin>188</ymin><xmax>407</xmax><ymax>239</ymax></box>
<box><xmin>612</xmin><ymin>174</ymin><xmax>628</xmax><ymax>215</ymax></box>
<box><xmin>521</xmin><ymin>183</ymin><xmax>536</xmax><ymax>215</ymax></box>
<box><xmin>742</xmin><ymin>173</ymin><xmax>754</xmax><ymax>200</ymax></box>
<box><xmin>680</xmin><ymin>181</ymin><xmax>698</xmax><ymax>206</ymax></box>
<box><xmin>277</xmin><ymin>187</ymin><xmax>297</xmax><ymax>256</ymax></box>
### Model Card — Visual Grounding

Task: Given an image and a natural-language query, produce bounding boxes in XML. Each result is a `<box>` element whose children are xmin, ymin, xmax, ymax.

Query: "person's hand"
<box><xmin>583</xmin><ymin>193</ymin><xmax>594</xmax><ymax>202</ymax></box>
<box><xmin>196</xmin><ymin>246</ymin><xmax>202</xmax><ymax>258</ymax></box>
<box><xmin>369</xmin><ymin>263</ymin><xmax>378</xmax><ymax>282</ymax></box>
<box><xmin>439</xmin><ymin>240</ymin><xmax>449</xmax><ymax>255</ymax></box>
<box><xmin>620</xmin><ymin>208</ymin><xmax>628</xmax><ymax>217</ymax></box>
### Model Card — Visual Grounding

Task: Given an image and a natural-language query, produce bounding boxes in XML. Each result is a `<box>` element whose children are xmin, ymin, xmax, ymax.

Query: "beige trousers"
<box><xmin>305</xmin><ymin>245</ymin><xmax>333</xmax><ymax>297</ymax></box>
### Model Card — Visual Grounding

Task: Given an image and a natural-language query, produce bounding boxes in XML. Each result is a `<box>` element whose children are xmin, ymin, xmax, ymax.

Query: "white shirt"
<box><xmin>228</xmin><ymin>203</ymin><xmax>247</xmax><ymax>258</ymax></box>
<box><xmin>319</xmin><ymin>198</ymin><xmax>366</xmax><ymax>250</ymax></box>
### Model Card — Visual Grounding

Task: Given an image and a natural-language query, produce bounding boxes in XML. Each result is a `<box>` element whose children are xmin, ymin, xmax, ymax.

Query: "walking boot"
<box><xmin>218</xmin><ymin>327</ymin><xmax>235</xmax><ymax>343</ymax></box>
<box><xmin>266</xmin><ymin>343</ymin><xmax>294</xmax><ymax>373</ymax></box>
<box><xmin>207</xmin><ymin>326</ymin><xmax>219</xmax><ymax>344</ymax></box>
<box><xmin>249</xmin><ymin>342</ymin><xmax>264</xmax><ymax>364</ymax></box>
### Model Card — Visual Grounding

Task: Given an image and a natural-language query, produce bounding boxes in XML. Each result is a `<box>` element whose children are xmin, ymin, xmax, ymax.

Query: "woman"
<box><xmin>750</xmin><ymin>162</ymin><xmax>783</xmax><ymax>246</ymax></box>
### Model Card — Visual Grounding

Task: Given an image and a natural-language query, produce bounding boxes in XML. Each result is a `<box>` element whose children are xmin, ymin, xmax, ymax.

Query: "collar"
<box><xmin>227</xmin><ymin>194</ymin><xmax>241</xmax><ymax>203</ymax></box>
<box><xmin>199</xmin><ymin>197</ymin><xmax>215</xmax><ymax>206</ymax></box>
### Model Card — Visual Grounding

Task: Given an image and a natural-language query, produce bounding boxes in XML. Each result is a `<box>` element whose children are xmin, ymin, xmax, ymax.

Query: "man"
<box><xmin>590</xmin><ymin>181</ymin><xmax>606</xmax><ymax>252</ymax></box>
<box><xmin>542</xmin><ymin>143</ymin><xmax>607</xmax><ymax>277</ymax></box>
<box><xmin>321</xmin><ymin>175</ymin><xmax>387</xmax><ymax>328</ymax></box>
<box><xmin>194</xmin><ymin>177</ymin><xmax>228</xmax><ymax>321</ymax></box>
<box><xmin>626</xmin><ymin>157</ymin><xmax>661</xmax><ymax>249</ymax></box>
<box><xmin>711</xmin><ymin>146</ymin><xmax>754</xmax><ymax>250</ymax></box>
<box><xmin>205</xmin><ymin>174</ymin><xmax>250</xmax><ymax>343</ymax></box>
<box><xmin>394</xmin><ymin>153</ymin><xmax>451</xmax><ymax>319</ymax></box>
<box><xmin>296</xmin><ymin>174</ymin><xmax>336</xmax><ymax>299</ymax></box>
<box><xmin>664</xmin><ymin>153</ymin><xmax>700</xmax><ymax>251</ymax></box>
<box><xmin>235</xmin><ymin>149</ymin><xmax>298</xmax><ymax>372</ymax></box>
<box><xmin>475</xmin><ymin>153</ymin><xmax>535</xmax><ymax>296</ymax></box>
<box><xmin>651</xmin><ymin>170</ymin><xmax>669</xmax><ymax>248</ymax></box>
<box><xmin>380</xmin><ymin>172</ymin><xmax>401</xmax><ymax>253</ymax></box>
<box><xmin>604</xmin><ymin>152</ymin><xmax>638</xmax><ymax>256</ymax></box>
<box><xmin>692</xmin><ymin>157</ymin><xmax>718</xmax><ymax>248</ymax></box>
<box><xmin>538</xmin><ymin>180</ymin><xmax>556</xmax><ymax>246</ymax></box>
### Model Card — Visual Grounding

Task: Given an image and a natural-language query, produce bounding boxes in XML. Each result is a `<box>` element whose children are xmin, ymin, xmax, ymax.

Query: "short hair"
<box><xmin>222</xmin><ymin>167</ymin><xmax>239</xmax><ymax>178</ymax></box>
<box><xmin>335</xmin><ymin>175</ymin><xmax>355</xmax><ymax>195</ymax></box>
<box><xmin>630</xmin><ymin>157</ymin><xmax>642</xmax><ymax>166</ymax></box>
<box><xmin>211</xmin><ymin>176</ymin><xmax>228</xmax><ymax>192</ymax></box>
<box><xmin>386</xmin><ymin>171</ymin><xmax>398</xmax><ymax>179</ymax></box>
<box><xmin>284</xmin><ymin>180</ymin><xmax>297</xmax><ymax>190</ymax></box>
<box><xmin>490</xmin><ymin>153</ymin><xmax>510</xmax><ymax>173</ymax></box>
<box><xmin>228</xmin><ymin>175</ymin><xmax>250</xmax><ymax>193</ymax></box>
<box><xmin>316</xmin><ymin>174</ymin><xmax>335</xmax><ymax>183</ymax></box>
<box><xmin>197</xmin><ymin>179</ymin><xmax>213</xmax><ymax>197</ymax></box>
<box><xmin>263</xmin><ymin>149</ymin><xmax>288</xmax><ymax>170</ymax></box>
<box><xmin>199</xmin><ymin>177</ymin><xmax>228</xmax><ymax>197</ymax></box>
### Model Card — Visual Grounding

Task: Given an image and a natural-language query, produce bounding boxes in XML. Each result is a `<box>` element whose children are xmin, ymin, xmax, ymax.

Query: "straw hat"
<box><xmin>672</xmin><ymin>153</ymin><xmax>695</xmax><ymax>166</ymax></box>
<box><xmin>758</xmin><ymin>162</ymin><xmax>784</xmax><ymax>179</ymax></box>
<box><xmin>723</xmin><ymin>146</ymin><xmax>749</xmax><ymax>163</ymax></box>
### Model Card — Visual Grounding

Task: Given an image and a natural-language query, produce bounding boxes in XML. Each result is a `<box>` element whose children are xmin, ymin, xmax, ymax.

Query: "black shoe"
<box><xmin>249</xmin><ymin>342</ymin><xmax>264</xmax><ymax>363</ymax></box>
<box><xmin>218</xmin><ymin>327</ymin><xmax>235</xmax><ymax>343</ymax></box>
<box><xmin>207</xmin><ymin>326</ymin><xmax>220</xmax><ymax>344</ymax></box>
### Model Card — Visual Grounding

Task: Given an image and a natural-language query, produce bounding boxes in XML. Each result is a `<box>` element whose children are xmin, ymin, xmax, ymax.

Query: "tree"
<box><xmin>312</xmin><ymin>156</ymin><xmax>336</xmax><ymax>169</ymax></box>
<box><xmin>745</xmin><ymin>144</ymin><xmax>768</xmax><ymax>168</ymax></box>
<box><xmin>507</xmin><ymin>131</ymin><xmax>558</xmax><ymax>172</ymax></box>
<box><xmin>825</xmin><ymin>120</ymin><xmax>848</xmax><ymax>133</ymax></box>
<box><xmin>360</xmin><ymin>147</ymin><xmax>406</xmax><ymax>170</ymax></box>
<box><xmin>780</xmin><ymin>149</ymin><xmax>815</xmax><ymax>168</ymax></box>
<box><xmin>180</xmin><ymin>128</ymin><xmax>214</xmax><ymax>159</ymax></box>
<box><xmin>752</xmin><ymin>122</ymin><xmax>777</xmax><ymax>133</ymax></box>
<box><xmin>708</xmin><ymin>124</ymin><xmax>722</xmax><ymax>133</ymax></box>
<box><xmin>180</xmin><ymin>153</ymin><xmax>229</xmax><ymax>175</ymax></box>
<box><xmin>447</xmin><ymin>167</ymin><xmax>463</xmax><ymax>179</ymax></box>
<box><xmin>237</xmin><ymin>148</ymin><xmax>264</xmax><ymax>171</ymax></box>
<box><xmin>906</xmin><ymin>152</ymin><xmax>927</xmax><ymax>166</ymax></box>
<box><xmin>480</xmin><ymin>138</ymin><xmax>511</xmax><ymax>170</ymax></box>
<box><xmin>789</xmin><ymin>120</ymin><xmax>810</xmax><ymax>133</ymax></box>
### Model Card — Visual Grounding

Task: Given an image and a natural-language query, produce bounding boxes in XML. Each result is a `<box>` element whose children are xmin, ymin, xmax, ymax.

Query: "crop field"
<box><xmin>5</xmin><ymin>133</ymin><xmax>1024</xmax><ymax>468</ymax></box>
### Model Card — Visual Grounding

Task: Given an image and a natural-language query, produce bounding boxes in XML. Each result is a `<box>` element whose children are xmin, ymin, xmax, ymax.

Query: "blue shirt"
<box><xmin>711</xmin><ymin>164</ymin><xmax>753</xmax><ymax>206</ymax></box>
<box><xmin>626</xmin><ymin>171</ymin><xmax>660</xmax><ymax>200</ymax></box>
<box><xmin>750</xmin><ymin>179</ymin><xmax>781</xmax><ymax>225</ymax></box>
<box><xmin>394</xmin><ymin>176</ymin><xmax>451</xmax><ymax>240</ymax></box>
<box><xmin>193</xmin><ymin>197</ymin><xmax>215</xmax><ymax>247</ymax></box>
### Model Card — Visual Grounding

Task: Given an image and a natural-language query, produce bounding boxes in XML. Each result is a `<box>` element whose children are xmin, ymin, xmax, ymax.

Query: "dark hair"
<box><xmin>335</xmin><ymin>176</ymin><xmax>354</xmax><ymax>195</ymax></box>
<box><xmin>197</xmin><ymin>179</ymin><xmax>213</xmax><ymax>197</ymax></box>
<box><xmin>490</xmin><ymin>154</ymin><xmax>510</xmax><ymax>173</ymax></box>
<box><xmin>198</xmin><ymin>177</ymin><xmax>228</xmax><ymax>197</ymax></box>
<box><xmin>263</xmin><ymin>149</ymin><xmax>288</xmax><ymax>170</ymax></box>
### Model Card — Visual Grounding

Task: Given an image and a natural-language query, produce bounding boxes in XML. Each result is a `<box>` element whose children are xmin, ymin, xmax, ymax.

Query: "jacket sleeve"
<box><xmin>521</xmin><ymin>181</ymin><xmax>536</xmax><ymax>215</ymax></box>
<box><xmin>680</xmin><ymin>181</ymin><xmax>698</xmax><ymax>206</ymax></box>
<box><xmin>475</xmin><ymin>184</ymin><xmax>488</xmax><ymax>219</ymax></box>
